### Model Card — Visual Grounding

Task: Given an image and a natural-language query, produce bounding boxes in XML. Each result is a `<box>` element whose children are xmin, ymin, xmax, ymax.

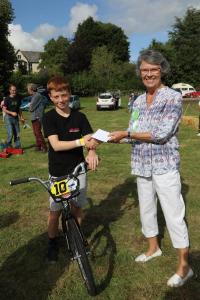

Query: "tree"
<box><xmin>146</xmin><ymin>39</ymin><xmax>177</xmax><ymax>86</ymax></box>
<box><xmin>169</xmin><ymin>7</ymin><xmax>200</xmax><ymax>86</ymax></box>
<box><xmin>144</xmin><ymin>8</ymin><xmax>200</xmax><ymax>87</ymax></box>
<box><xmin>90</xmin><ymin>46</ymin><xmax>141</xmax><ymax>93</ymax></box>
<box><xmin>0</xmin><ymin>0</ymin><xmax>16</xmax><ymax>94</ymax></box>
<box><xmin>40</xmin><ymin>36</ymin><xmax>70</xmax><ymax>75</ymax></box>
<box><xmin>71</xmin><ymin>71</ymin><xmax>96</xmax><ymax>96</ymax></box>
<box><xmin>90</xmin><ymin>46</ymin><xmax>116</xmax><ymax>91</ymax></box>
<box><xmin>100</xmin><ymin>22</ymin><xmax>130</xmax><ymax>62</ymax></box>
<box><xmin>67</xmin><ymin>17</ymin><xmax>129</xmax><ymax>73</ymax></box>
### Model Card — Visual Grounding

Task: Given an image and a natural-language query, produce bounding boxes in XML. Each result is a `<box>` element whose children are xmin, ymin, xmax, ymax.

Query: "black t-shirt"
<box><xmin>43</xmin><ymin>109</ymin><xmax>93</xmax><ymax>176</ymax></box>
<box><xmin>4</xmin><ymin>95</ymin><xmax>21</xmax><ymax>116</ymax></box>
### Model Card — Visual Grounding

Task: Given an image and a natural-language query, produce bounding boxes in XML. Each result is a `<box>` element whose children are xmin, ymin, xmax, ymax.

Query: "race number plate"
<box><xmin>50</xmin><ymin>177</ymin><xmax>78</xmax><ymax>197</ymax></box>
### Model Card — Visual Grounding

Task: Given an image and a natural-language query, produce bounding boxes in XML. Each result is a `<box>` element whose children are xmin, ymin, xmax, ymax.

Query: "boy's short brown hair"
<box><xmin>47</xmin><ymin>76</ymin><xmax>71</xmax><ymax>94</ymax></box>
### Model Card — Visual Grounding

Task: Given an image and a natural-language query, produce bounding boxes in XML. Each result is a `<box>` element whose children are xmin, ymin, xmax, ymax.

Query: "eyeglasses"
<box><xmin>140</xmin><ymin>68</ymin><xmax>160</xmax><ymax>75</ymax></box>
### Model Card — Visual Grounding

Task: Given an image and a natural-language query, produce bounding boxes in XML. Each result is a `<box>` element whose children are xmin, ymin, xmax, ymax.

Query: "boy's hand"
<box><xmin>84</xmin><ymin>135</ymin><xmax>100</xmax><ymax>149</ymax></box>
<box><xmin>85</xmin><ymin>151</ymin><xmax>99</xmax><ymax>171</ymax></box>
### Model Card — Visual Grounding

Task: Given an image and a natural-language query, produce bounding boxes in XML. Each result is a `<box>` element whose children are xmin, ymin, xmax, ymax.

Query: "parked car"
<box><xmin>69</xmin><ymin>95</ymin><xmax>80</xmax><ymax>110</ymax></box>
<box><xmin>20</xmin><ymin>95</ymin><xmax>32</xmax><ymax>111</ymax></box>
<box><xmin>184</xmin><ymin>91</ymin><xmax>200</xmax><ymax>98</ymax></box>
<box><xmin>36</xmin><ymin>86</ymin><xmax>51</xmax><ymax>106</ymax></box>
<box><xmin>96</xmin><ymin>92</ymin><xmax>121</xmax><ymax>110</ymax></box>
<box><xmin>172</xmin><ymin>88</ymin><xmax>182</xmax><ymax>94</ymax></box>
<box><xmin>171</xmin><ymin>83</ymin><xmax>196</xmax><ymax>97</ymax></box>
<box><xmin>20</xmin><ymin>87</ymin><xmax>50</xmax><ymax>111</ymax></box>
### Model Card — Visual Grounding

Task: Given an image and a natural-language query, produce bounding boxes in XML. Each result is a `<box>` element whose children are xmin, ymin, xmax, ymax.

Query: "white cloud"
<box><xmin>106</xmin><ymin>0</ymin><xmax>200</xmax><ymax>34</ymax></box>
<box><xmin>65</xmin><ymin>2</ymin><xmax>98</xmax><ymax>36</ymax></box>
<box><xmin>8</xmin><ymin>2</ymin><xmax>99</xmax><ymax>51</ymax></box>
<box><xmin>32</xmin><ymin>23</ymin><xmax>58</xmax><ymax>39</ymax></box>
<box><xmin>8</xmin><ymin>1</ymin><xmax>200</xmax><ymax>54</ymax></box>
<box><xmin>8</xmin><ymin>24</ymin><xmax>44</xmax><ymax>51</ymax></box>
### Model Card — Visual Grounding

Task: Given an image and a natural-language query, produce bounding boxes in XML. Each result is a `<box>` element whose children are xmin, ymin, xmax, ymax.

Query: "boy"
<box><xmin>43</xmin><ymin>76</ymin><xmax>98</xmax><ymax>263</ymax></box>
<box><xmin>3</xmin><ymin>84</ymin><xmax>24</xmax><ymax>148</ymax></box>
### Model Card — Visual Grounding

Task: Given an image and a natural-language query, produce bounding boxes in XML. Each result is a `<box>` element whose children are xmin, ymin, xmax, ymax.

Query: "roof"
<box><xmin>19</xmin><ymin>51</ymin><xmax>42</xmax><ymax>63</ymax></box>
<box><xmin>172</xmin><ymin>83</ymin><xmax>194</xmax><ymax>89</ymax></box>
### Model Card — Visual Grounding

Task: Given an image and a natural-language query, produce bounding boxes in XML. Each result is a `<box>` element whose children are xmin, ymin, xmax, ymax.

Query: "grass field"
<box><xmin>0</xmin><ymin>98</ymin><xmax>200</xmax><ymax>300</ymax></box>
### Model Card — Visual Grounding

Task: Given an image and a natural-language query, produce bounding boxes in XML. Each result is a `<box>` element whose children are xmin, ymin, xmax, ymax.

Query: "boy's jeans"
<box><xmin>4</xmin><ymin>114</ymin><xmax>21</xmax><ymax>148</ymax></box>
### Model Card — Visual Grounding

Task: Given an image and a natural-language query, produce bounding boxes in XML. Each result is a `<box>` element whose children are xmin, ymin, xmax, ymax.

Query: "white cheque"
<box><xmin>92</xmin><ymin>129</ymin><xmax>110</xmax><ymax>142</ymax></box>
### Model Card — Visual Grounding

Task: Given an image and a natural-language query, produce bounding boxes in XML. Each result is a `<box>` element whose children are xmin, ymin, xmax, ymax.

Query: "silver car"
<box><xmin>96</xmin><ymin>92</ymin><xmax>121</xmax><ymax>110</ymax></box>
<box><xmin>69</xmin><ymin>95</ymin><xmax>80</xmax><ymax>110</ymax></box>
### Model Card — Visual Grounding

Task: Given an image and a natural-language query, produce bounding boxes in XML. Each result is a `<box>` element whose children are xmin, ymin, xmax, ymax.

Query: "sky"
<box><xmin>9</xmin><ymin>0</ymin><xmax>200</xmax><ymax>62</ymax></box>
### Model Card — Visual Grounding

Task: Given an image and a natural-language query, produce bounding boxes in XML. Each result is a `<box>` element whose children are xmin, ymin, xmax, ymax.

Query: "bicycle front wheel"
<box><xmin>68</xmin><ymin>218</ymin><xmax>96</xmax><ymax>296</ymax></box>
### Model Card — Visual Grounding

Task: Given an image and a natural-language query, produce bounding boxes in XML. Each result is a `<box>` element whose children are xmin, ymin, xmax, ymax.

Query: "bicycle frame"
<box><xmin>10</xmin><ymin>162</ymin><xmax>96</xmax><ymax>295</ymax></box>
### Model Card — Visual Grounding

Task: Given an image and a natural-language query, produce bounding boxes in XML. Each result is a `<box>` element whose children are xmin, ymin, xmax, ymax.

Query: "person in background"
<box><xmin>43</xmin><ymin>76</ymin><xmax>98</xmax><ymax>263</ymax></box>
<box><xmin>27</xmin><ymin>83</ymin><xmax>47</xmax><ymax>152</ymax></box>
<box><xmin>1</xmin><ymin>97</ymin><xmax>6</xmax><ymax>122</ymax></box>
<box><xmin>109</xmin><ymin>50</ymin><xmax>193</xmax><ymax>288</ymax></box>
<box><xmin>2</xmin><ymin>84</ymin><xmax>24</xmax><ymax>148</ymax></box>
<box><xmin>197</xmin><ymin>99</ymin><xmax>200</xmax><ymax>136</ymax></box>
<box><xmin>127</xmin><ymin>93</ymin><xmax>134</xmax><ymax>113</ymax></box>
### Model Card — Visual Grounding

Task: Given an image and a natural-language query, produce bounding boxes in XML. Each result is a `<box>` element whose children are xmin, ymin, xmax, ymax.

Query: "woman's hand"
<box><xmin>85</xmin><ymin>150</ymin><xmax>99</xmax><ymax>170</ymax></box>
<box><xmin>108</xmin><ymin>131</ymin><xmax>127</xmax><ymax>143</ymax></box>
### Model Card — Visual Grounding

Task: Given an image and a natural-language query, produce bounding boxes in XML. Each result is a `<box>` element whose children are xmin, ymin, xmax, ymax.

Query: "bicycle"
<box><xmin>10</xmin><ymin>162</ymin><xmax>96</xmax><ymax>296</ymax></box>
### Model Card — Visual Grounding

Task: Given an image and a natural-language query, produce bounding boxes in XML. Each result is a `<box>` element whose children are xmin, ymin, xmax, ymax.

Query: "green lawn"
<box><xmin>0</xmin><ymin>97</ymin><xmax>200</xmax><ymax>300</ymax></box>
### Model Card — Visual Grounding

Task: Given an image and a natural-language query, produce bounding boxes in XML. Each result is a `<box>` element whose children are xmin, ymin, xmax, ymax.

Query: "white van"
<box><xmin>171</xmin><ymin>83</ymin><xmax>196</xmax><ymax>97</ymax></box>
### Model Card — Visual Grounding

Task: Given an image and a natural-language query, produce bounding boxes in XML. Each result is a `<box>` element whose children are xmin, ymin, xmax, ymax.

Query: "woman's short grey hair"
<box><xmin>27</xmin><ymin>83</ymin><xmax>37</xmax><ymax>92</ymax></box>
<box><xmin>136</xmin><ymin>49</ymin><xmax>170</xmax><ymax>77</ymax></box>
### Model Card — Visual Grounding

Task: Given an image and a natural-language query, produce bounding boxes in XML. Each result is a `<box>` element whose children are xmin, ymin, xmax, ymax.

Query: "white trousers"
<box><xmin>136</xmin><ymin>170</ymin><xmax>189</xmax><ymax>249</ymax></box>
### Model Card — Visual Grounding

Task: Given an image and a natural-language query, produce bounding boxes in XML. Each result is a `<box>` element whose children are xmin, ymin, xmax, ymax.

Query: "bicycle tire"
<box><xmin>62</xmin><ymin>214</ymin><xmax>72</xmax><ymax>257</ymax></box>
<box><xmin>67</xmin><ymin>218</ymin><xmax>96</xmax><ymax>296</ymax></box>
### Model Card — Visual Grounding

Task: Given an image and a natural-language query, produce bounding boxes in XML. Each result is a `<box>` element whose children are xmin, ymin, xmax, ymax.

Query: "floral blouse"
<box><xmin>129</xmin><ymin>87</ymin><xmax>182</xmax><ymax>177</ymax></box>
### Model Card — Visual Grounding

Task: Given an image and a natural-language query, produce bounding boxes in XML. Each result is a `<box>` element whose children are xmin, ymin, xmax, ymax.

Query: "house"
<box><xmin>15</xmin><ymin>50</ymin><xmax>43</xmax><ymax>73</ymax></box>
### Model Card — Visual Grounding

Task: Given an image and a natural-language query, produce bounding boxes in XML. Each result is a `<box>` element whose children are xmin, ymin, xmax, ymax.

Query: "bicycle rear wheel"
<box><xmin>68</xmin><ymin>218</ymin><xmax>96</xmax><ymax>296</ymax></box>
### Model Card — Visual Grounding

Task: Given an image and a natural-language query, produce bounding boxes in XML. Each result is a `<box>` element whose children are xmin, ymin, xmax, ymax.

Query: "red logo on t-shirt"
<box><xmin>69</xmin><ymin>128</ymin><xmax>80</xmax><ymax>132</ymax></box>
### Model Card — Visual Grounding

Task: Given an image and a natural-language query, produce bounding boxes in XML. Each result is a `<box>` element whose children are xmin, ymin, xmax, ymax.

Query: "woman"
<box><xmin>109</xmin><ymin>50</ymin><xmax>193</xmax><ymax>287</ymax></box>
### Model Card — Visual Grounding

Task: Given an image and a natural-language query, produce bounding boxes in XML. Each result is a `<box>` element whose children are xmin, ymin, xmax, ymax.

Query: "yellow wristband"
<box><xmin>79</xmin><ymin>138</ymin><xmax>85</xmax><ymax>146</ymax></box>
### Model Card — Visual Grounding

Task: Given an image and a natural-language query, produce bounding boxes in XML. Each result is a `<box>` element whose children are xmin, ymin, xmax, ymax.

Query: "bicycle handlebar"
<box><xmin>10</xmin><ymin>178</ymin><xmax>30</xmax><ymax>186</ymax></box>
<box><xmin>9</xmin><ymin>162</ymin><xmax>87</xmax><ymax>187</ymax></box>
<box><xmin>72</xmin><ymin>162</ymin><xmax>87</xmax><ymax>177</ymax></box>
